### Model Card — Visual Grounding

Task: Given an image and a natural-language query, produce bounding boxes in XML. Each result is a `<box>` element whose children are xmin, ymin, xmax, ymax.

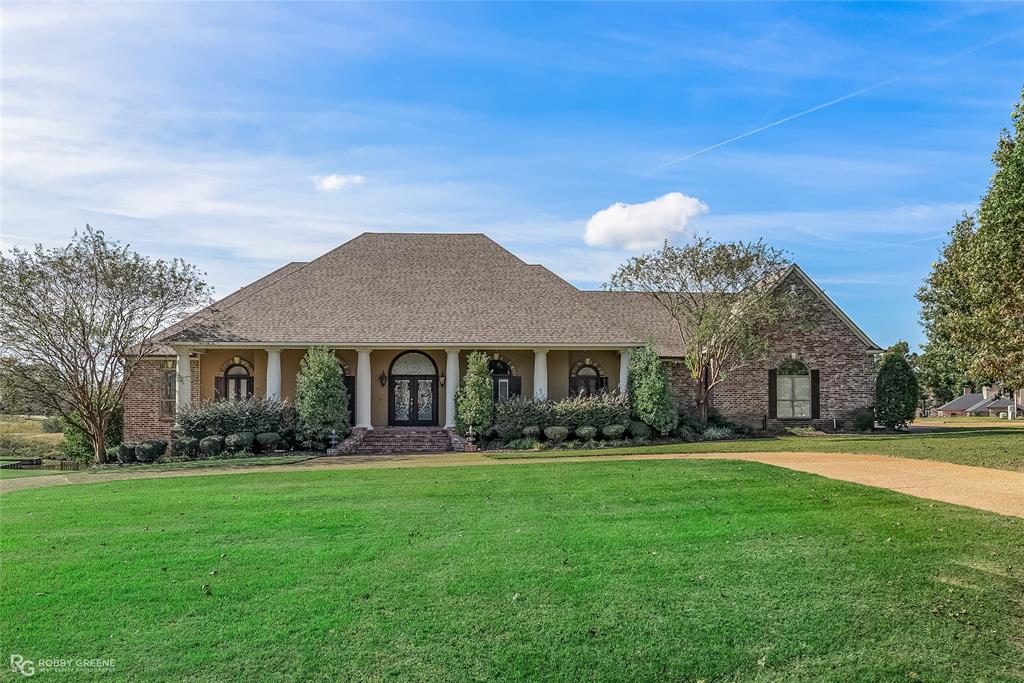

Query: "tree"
<box><xmin>874</xmin><ymin>349</ymin><xmax>920</xmax><ymax>430</ymax></box>
<box><xmin>456</xmin><ymin>351</ymin><xmax>494</xmax><ymax>437</ymax></box>
<box><xmin>295</xmin><ymin>346</ymin><xmax>350</xmax><ymax>449</ymax></box>
<box><xmin>918</xmin><ymin>89</ymin><xmax>1024</xmax><ymax>389</ymax></box>
<box><xmin>627</xmin><ymin>341</ymin><xmax>678</xmax><ymax>435</ymax></box>
<box><xmin>916</xmin><ymin>338</ymin><xmax>969</xmax><ymax>405</ymax></box>
<box><xmin>0</xmin><ymin>227</ymin><xmax>213</xmax><ymax>462</ymax></box>
<box><xmin>607</xmin><ymin>235</ymin><xmax>802</xmax><ymax>423</ymax></box>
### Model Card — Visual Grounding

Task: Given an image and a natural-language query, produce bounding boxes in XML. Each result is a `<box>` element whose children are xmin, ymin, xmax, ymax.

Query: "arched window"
<box><xmin>569</xmin><ymin>361</ymin><xmax>608</xmax><ymax>397</ymax></box>
<box><xmin>487</xmin><ymin>356</ymin><xmax>520</xmax><ymax>403</ymax></box>
<box><xmin>221</xmin><ymin>363</ymin><xmax>253</xmax><ymax>401</ymax></box>
<box><xmin>776</xmin><ymin>358</ymin><xmax>811</xmax><ymax>418</ymax></box>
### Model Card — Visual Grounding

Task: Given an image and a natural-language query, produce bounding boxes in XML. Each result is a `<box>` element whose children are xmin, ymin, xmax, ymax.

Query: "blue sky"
<box><xmin>2</xmin><ymin>2</ymin><xmax>1021</xmax><ymax>349</ymax></box>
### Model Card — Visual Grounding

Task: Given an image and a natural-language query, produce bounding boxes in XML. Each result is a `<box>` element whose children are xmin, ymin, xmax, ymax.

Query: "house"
<box><xmin>936</xmin><ymin>386</ymin><xmax>1022</xmax><ymax>417</ymax></box>
<box><xmin>124</xmin><ymin>233</ymin><xmax>882</xmax><ymax>446</ymax></box>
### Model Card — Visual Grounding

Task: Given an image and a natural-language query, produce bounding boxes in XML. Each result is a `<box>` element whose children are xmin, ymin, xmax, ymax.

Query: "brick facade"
<box><xmin>666</xmin><ymin>272</ymin><xmax>877</xmax><ymax>431</ymax></box>
<box><xmin>123</xmin><ymin>356</ymin><xmax>199</xmax><ymax>442</ymax></box>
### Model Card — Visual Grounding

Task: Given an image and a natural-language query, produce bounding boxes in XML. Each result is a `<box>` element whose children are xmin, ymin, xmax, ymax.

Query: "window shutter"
<box><xmin>811</xmin><ymin>369</ymin><xmax>820</xmax><ymax>419</ymax></box>
<box><xmin>509</xmin><ymin>376</ymin><xmax>522</xmax><ymax>397</ymax></box>
<box><xmin>767</xmin><ymin>369</ymin><xmax>777</xmax><ymax>419</ymax></box>
<box><xmin>214</xmin><ymin>377</ymin><xmax>225</xmax><ymax>401</ymax></box>
<box><xmin>246</xmin><ymin>377</ymin><xmax>255</xmax><ymax>399</ymax></box>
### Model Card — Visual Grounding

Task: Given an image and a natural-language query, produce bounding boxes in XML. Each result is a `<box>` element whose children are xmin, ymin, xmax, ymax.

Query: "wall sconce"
<box><xmin>378</xmin><ymin>371</ymin><xmax>388</xmax><ymax>387</ymax></box>
<box><xmin>439</xmin><ymin>374</ymin><xmax>446</xmax><ymax>386</ymax></box>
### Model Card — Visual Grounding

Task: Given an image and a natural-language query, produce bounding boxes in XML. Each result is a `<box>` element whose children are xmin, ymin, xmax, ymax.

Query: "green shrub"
<box><xmin>41</xmin><ymin>416</ymin><xmax>63</xmax><ymax>433</ymax></box>
<box><xmin>701</xmin><ymin>426</ymin><xmax>734</xmax><ymax>441</ymax></box>
<box><xmin>575</xmin><ymin>425</ymin><xmax>597</xmax><ymax>440</ymax></box>
<box><xmin>135</xmin><ymin>439</ymin><xmax>167</xmax><ymax>463</ymax></box>
<box><xmin>199</xmin><ymin>435</ymin><xmax>225</xmax><ymax>458</ymax></box>
<box><xmin>172</xmin><ymin>437</ymin><xmax>199</xmax><ymax>458</ymax></box>
<box><xmin>60</xmin><ymin>405</ymin><xmax>123</xmax><ymax>462</ymax></box>
<box><xmin>0</xmin><ymin>433</ymin><xmax>58</xmax><ymax>459</ymax></box>
<box><xmin>225</xmin><ymin>432</ymin><xmax>255</xmax><ymax>452</ymax></box>
<box><xmin>255</xmin><ymin>432</ymin><xmax>281</xmax><ymax>451</ymax></box>
<box><xmin>494</xmin><ymin>396</ymin><xmax>549</xmax><ymax>439</ymax></box>
<box><xmin>456</xmin><ymin>352</ymin><xmax>495</xmax><ymax>436</ymax></box>
<box><xmin>503</xmin><ymin>437</ymin><xmax>542</xmax><ymax>450</ymax></box>
<box><xmin>295</xmin><ymin>346</ymin><xmax>350</xmax><ymax>449</ymax></box>
<box><xmin>544</xmin><ymin>426</ymin><xmax>569</xmax><ymax>442</ymax></box>
<box><xmin>853</xmin><ymin>408</ymin><xmax>875</xmax><ymax>432</ymax></box>
<box><xmin>875</xmin><ymin>351</ymin><xmax>920</xmax><ymax>430</ymax></box>
<box><xmin>175</xmin><ymin>397</ymin><xmax>296</xmax><ymax>439</ymax></box>
<box><xmin>522</xmin><ymin>425</ymin><xmax>541</xmax><ymax>438</ymax></box>
<box><xmin>552</xmin><ymin>393</ymin><xmax>630</xmax><ymax>431</ymax></box>
<box><xmin>117</xmin><ymin>442</ymin><xmax>138</xmax><ymax>463</ymax></box>
<box><xmin>676</xmin><ymin>412</ymin><xmax>705</xmax><ymax>435</ymax></box>
<box><xmin>628</xmin><ymin>420</ymin><xmax>653</xmax><ymax>439</ymax></box>
<box><xmin>628</xmin><ymin>343</ymin><xmax>678</xmax><ymax>435</ymax></box>
<box><xmin>601</xmin><ymin>424</ymin><xmax>626</xmax><ymax>439</ymax></box>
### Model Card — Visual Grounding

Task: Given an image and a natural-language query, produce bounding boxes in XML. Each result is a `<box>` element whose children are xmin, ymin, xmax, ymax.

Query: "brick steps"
<box><xmin>355</xmin><ymin>427</ymin><xmax>453</xmax><ymax>454</ymax></box>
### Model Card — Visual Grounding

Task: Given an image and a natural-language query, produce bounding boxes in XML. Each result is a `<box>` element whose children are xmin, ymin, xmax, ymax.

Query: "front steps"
<box><xmin>353</xmin><ymin>427</ymin><xmax>454</xmax><ymax>454</ymax></box>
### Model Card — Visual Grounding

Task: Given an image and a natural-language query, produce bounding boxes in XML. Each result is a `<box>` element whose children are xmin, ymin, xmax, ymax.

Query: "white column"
<box><xmin>533</xmin><ymin>349</ymin><xmax>548</xmax><ymax>400</ymax></box>
<box><xmin>176</xmin><ymin>348</ymin><xmax>192</xmax><ymax>410</ymax></box>
<box><xmin>265</xmin><ymin>348</ymin><xmax>282</xmax><ymax>400</ymax></box>
<box><xmin>355</xmin><ymin>349</ymin><xmax>373</xmax><ymax>429</ymax></box>
<box><xmin>444</xmin><ymin>349</ymin><xmax>461</xmax><ymax>428</ymax></box>
<box><xmin>618</xmin><ymin>348</ymin><xmax>631</xmax><ymax>394</ymax></box>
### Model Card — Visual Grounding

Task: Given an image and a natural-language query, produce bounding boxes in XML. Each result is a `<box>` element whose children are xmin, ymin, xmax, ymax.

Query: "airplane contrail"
<box><xmin>655</xmin><ymin>30</ymin><xmax>1021</xmax><ymax>170</ymax></box>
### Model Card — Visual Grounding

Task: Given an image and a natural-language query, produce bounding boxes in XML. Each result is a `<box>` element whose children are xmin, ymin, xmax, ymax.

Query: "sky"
<box><xmin>2</xmin><ymin>2</ymin><xmax>1022</xmax><ymax>349</ymax></box>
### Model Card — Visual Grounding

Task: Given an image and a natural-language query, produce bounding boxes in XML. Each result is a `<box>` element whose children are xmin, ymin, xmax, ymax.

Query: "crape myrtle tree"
<box><xmin>607</xmin><ymin>235</ymin><xmax>803</xmax><ymax>423</ymax></box>
<box><xmin>918</xmin><ymin>88</ymin><xmax>1024</xmax><ymax>390</ymax></box>
<box><xmin>0</xmin><ymin>227</ymin><xmax>214</xmax><ymax>462</ymax></box>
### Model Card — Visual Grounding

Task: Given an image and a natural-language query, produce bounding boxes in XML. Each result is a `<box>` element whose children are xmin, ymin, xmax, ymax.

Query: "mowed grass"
<box><xmin>2</xmin><ymin>461</ymin><xmax>1022</xmax><ymax>681</ymax></box>
<box><xmin>494</xmin><ymin>427</ymin><xmax>1024</xmax><ymax>472</ymax></box>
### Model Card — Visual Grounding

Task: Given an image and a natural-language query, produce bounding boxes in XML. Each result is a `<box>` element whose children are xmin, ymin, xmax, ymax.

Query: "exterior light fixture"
<box><xmin>378</xmin><ymin>371</ymin><xmax>388</xmax><ymax>387</ymax></box>
<box><xmin>439</xmin><ymin>374</ymin><xmax>446</xmax><ymax>386</ymax></box>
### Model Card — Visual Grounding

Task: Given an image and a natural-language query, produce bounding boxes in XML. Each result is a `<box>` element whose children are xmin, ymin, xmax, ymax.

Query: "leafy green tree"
<box><xmin>607</xmin><ymin>235</ymin><xmax>803</xmax><ymax>423</ymax></box>
<box><xmin>295</xmin><ymin>346</ymin><xmax>350</xmax><ymax>449</ymax></box>
<box><xmin>874</xmin><ymin>349</ymin><xmax>920</xmax><ymax>430</ymax></box>
<box><xmin>61</xmin><ymin>405</ymin><xmax>123</xmax><ymax>462</ymax></box>
<box><xmin>627</xmin><ymin>342</ymin><xmax>678</xmax><ymax>435</ymax></box>
<box><xmin>0</xmin><ymin>227</ymin><xmax>213</xmax><ymax>462</ymax></box>
<box><xmin>916</xmin><ymin>338</ymin><xmax>969</xmax><ymax>405</ymax></box>
<box><xmin>918</xmin><ymin>89</ymin><xmax>1024</xmax><ymax>389</ymax></box>
<box><xmin>456</xmin><ymin>352</ymin><xmax>494</xmax><ymax>436</ymax></box>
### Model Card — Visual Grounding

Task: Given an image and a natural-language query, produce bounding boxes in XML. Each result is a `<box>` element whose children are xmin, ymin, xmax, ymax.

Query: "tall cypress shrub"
<box><xmin>874</xmin><ymin>350</ymin><xmax>920</xmax><ymax>430</ymax></box>
<box><xmin>295</xmin><ymin>346</ymin><xmax>350</xmax><ymax>448</ymax></box>
<box><xmin>628</xmin><ymin>342</ymin><xmax>678</xmax><ymax>435</ymax></box>
<box><xmin>456</xmin><ymin>352</ymin><xmax>494</xmax><ymax>436</ymax></box>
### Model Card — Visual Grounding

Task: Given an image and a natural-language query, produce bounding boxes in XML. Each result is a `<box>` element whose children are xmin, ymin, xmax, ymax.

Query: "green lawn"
<box><xmin>492</xmin><ymin>427</ymin><xmax>1024</xmax><ymax>472</ymax></box>
<box><xmin>0</xmin><ymin>467</ymin><xmax>68</xmax><ymax>479</ymax></box>
<box><xmin>2</xmin><ymin>461</ymin><xmax>1021</xmax><ymax>681</ymax></box>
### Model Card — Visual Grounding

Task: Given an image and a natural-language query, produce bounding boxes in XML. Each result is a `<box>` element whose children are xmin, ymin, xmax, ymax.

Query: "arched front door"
<box><xmin>389</xmin><ymin>351</ymin><xmax>439</xmax><ymax>426</ymax></box>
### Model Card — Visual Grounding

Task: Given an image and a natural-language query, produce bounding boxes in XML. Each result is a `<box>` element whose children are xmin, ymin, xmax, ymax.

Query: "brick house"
<box><xmin>124</xmin><ymin>233</ymin><xmax>881</xmax><ymax>444</ymax></box>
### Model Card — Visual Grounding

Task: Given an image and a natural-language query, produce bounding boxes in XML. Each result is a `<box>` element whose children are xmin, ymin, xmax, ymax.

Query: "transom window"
<box><xmin>391</xmin><ymin>352</ymin><xmax>436</xmax><ymax>376</ymax></box>
<box><xmin>776</xmin><ymin>358</ymin><xmax>811</xmax><ymax>419</ymax></box>
<box><xmin>223</xmin><ymin>364</ymin><xmax>253</xmax><ymax>401</ymax></box>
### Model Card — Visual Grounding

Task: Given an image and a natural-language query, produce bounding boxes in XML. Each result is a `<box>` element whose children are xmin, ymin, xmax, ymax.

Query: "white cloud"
<box><xmin>583</xmin><ymin>192</ymin><xmax>709</xmax><ymax>250</ymax></box>
<box><xmin>313</xmin><ymin>174</ymin><xmax>366</xmax><ymax>192</ymax></box>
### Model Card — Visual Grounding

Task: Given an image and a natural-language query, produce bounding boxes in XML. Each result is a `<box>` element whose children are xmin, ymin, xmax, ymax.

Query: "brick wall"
<box><xmin>665</xmin><ymin>273</ymin><xmax>877</xmax><ymax>431</ymax></box>
<box><xmin>123</xmin><ymin>356</ymin><xmax>200</xmax><ymax>442</ymax></box>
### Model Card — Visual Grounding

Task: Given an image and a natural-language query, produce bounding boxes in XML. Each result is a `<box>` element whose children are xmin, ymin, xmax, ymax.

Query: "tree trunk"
<box><xmin>697</xmin><ymin>365</ymin><xmax>711</xmax><ymax>424</ymax></box>
<box><xmin>91</xmin><ymin>416</ymin><xmax>108</xmax><ymax>464</ymax></box>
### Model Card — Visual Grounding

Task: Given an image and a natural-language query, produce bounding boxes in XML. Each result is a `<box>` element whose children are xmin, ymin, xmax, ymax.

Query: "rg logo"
<box><xmin>9</xmin><ymin>655</ymin><xmax>35</xmax><ymax>677</ymax></box>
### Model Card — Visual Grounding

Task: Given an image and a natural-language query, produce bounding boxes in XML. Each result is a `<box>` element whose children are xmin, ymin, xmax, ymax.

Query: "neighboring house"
<box><xmin>936</xmin><ymin>386</ymin><xmax>1022</xmax><ymax>417</ymax></box>
<box><xmin>123</xmin><ymin>233</ymin><xmax>882</xmax><ymax>442</ymax></box>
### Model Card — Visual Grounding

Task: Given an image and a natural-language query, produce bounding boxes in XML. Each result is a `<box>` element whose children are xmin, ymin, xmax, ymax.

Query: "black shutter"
<box><xmin>246</xmin><ymin>377</ymin><xmax>254</xmax><ymax>399</ymax></box>
<box><xmin>767</xmin><ymin>369</ymin><xmax>777</xmax><ymax>419</ymax></box>
<box><xmin>344</xmin><ymin>377</ymin><xmax>356</xmax><ymax>425</ymax></box>
<box><xmin>811</xmin><ymin>369</ymin><xmax>820</xmax><ymax>419</ymax></box>
<box><xmin>509</xmin><ymin>376</ymin><xmax>522</xmax><ymax>397</ymax></box>
<box><xmin>214</xmin><ymin>377</ymin><xmax>225</xmax><ymax>401</ymax></box>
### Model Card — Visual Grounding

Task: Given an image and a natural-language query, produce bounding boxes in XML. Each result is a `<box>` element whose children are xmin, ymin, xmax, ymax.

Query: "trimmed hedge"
<box><xmin>255</xmin><ymin>432</ymin><xmax>281</xmax><ymax>451</ymax></box>
<box><xmin>628</xmin><ymin>420</ymin><xmax>653</xmax><ymax>439</ymax></box>
<box><xmin>135</xmin><ymin>440</ymin><xmax>167</xmax><ymax>463</ymax></box>
<box><xmin>175</xmin><ymin>397</ymin><xmax>297</xmax><ymax>440</ymax></box>
<box><xmin>543</xmin><ymin>426</ymin><xmax>569</xmax><ymax>442</ymax></box>
<box><xmin>225</xmin><ymin>432</ymin><xmax>255</xmax><ymax>452</ymax></box>
<box><xmin>172</xmin><ymin>437</ymin><xmax>200</xmax><ymax>458</ymax></box>
<box><xmin>199</xmin><ymin>435</ymin><xmax>225</xmax><ymax>458</ymax></box>
<box><xmin>575</xmin><ymin>425</ymin><xmax>597</xmax><ymax>440</ymax></box>
<box><xmin>494</xmin><ymin>394</ymin><xmax>629</xmax><ymax>439</ymax></box>
<box><xmin>601</xmin><ymin>424</ymin><xmax>626</xmax><ymax>439</ymax></box>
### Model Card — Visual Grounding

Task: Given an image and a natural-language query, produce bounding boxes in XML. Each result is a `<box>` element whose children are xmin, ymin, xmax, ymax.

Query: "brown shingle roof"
<box><xmin>161</xmin><ymin>233</ymin><xmax>639</xmax><ymax>347</ymax></box>
<box><xmin>581</xmin><ymin>291</ymin><xmax>684</xmax><ymax>356</ymax></box>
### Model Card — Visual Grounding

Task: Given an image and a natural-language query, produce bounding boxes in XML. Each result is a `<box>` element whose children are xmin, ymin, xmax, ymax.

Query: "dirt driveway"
<box><xmin>3</xmin><ymin>450</ymin><xmax>1022</xmax><ymax>518</ymax></box>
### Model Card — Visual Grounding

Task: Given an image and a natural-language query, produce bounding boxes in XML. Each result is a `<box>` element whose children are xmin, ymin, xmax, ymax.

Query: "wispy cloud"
<box><xmin>313</xmin><ymin>174</ymin><xmax>366</xmax><ymax>192</ymax></box>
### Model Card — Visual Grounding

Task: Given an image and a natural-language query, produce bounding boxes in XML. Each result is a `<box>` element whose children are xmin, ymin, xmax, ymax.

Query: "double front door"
<box><xmin>389</xmin><ymin>376</ymin><xmax>438</xmax><ymax>426</ymax></box>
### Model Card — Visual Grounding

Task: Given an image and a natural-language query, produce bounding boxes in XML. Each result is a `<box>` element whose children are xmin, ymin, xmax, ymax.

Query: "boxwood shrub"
<box><xmin>199</xmin><ymin>435</ymin><xmax>225</xmax><ymax>458</ymax></box>
<box><xmin>575</xmin><ymin>425</ymin><xmax>597</xmax><ymax>440</ymax></box>
<box><xmin>172</xmin><ymin>437</ymin><xmax>200</xmax><ymax>458</ymax></box>
<box><xmin>543</xmin><ymin>426</ymin><xmax>569</xmax><ymax>442</ymax></box>
<box><xmin>224</xmin><ymin>432</ymin><xmax>255</xmax><ymax>452</ymax></box>
<box><xmin>175</xmin><ymin>398</ymin><xmax>297</xmax><ymax>440</ymax></box>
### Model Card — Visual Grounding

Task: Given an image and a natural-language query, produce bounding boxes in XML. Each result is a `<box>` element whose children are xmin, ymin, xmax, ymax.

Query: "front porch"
<box><xmin>169</xmin><ymin>346</ymin><xmax>631</xmax><ymax>431</ymax></box>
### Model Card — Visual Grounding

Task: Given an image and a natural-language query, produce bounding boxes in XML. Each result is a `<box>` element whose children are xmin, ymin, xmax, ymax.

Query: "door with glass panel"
<box><xmin>388</xmin><ymin>351</ymin><xmax>438</xmax><ymax>426</ymax></box>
